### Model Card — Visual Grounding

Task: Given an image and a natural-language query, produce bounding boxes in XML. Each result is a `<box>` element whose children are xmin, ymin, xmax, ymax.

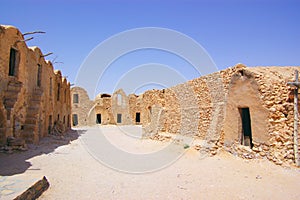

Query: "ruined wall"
<box><xmin>71</xmin><ymin>86</ymin><xmax>94</xmax><ymax>126</ymax></box>
<box><xmin>222</xmin><ymin>66</ymin><xmax>300</xmax><ymax>166</ymax></box>
<box><xmin>93</xmin><ymin>94</ymin><xmax>115</xmax><ymax>125</ymax></box>
<box><xmin>0</xmin><ymin>25</ymin><xmax>71</xmax><ymax>145</ymax></box>
<box><xmin>140</xmin><ymin>64</ymin><xmax>300</xmax><ymax>166</ymax></box>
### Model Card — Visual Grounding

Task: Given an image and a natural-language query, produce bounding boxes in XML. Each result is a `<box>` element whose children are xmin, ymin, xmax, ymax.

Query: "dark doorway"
<box><xmin>96</xmin><ymin>114</ymin><xmax>101</xmax><ymax>124</ymax></box>
<box><xmin>72</xmin><ymin>114</ymin><xmax>78</xmax><ymax>126</ymax></box>
<box><xmin>239</xmin><ymin>108</ymin><xmax>253</xmax><ymax>148</ymax></box>
<box><xmin>136</xmin><ymin>112</ymin><xmax>140</xmax><ymax>123</ymax></box>
<box><xmin>117</xmin><ymin>114</ymin><xmax>122</xmax><ymax>123</ymax></box>
<box><xmin>48</xmin><ymin>115</ymin><xmax>52</xmax><ymax>134</ymax></box>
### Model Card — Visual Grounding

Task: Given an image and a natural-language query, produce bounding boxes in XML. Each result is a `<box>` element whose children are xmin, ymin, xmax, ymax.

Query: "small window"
<box><xmin>117</xmin><ymin>94</ymin><xmax>122</xmax><ymax>106</ymax></box>
<box><xmin>73</xmin><ymin>94</ymin><xmax>79</xmax><ymax>103</ymax></box>
<box><xmin>117</xmin><ymin>114</ymin><xmax>122</xmax><ymax>123</ymax></box>
<box><xmin>49</xmin><ymin>78</ymin><xmax>52</xmax><ymax>96</ymax></box>
<box><xmin>9</xmin><ymin>48</ymin><xmax>18</xmax><ymax>76</ymax></box>
<box><xmin>64</xmin><ymin>89</ymin><xmax>67</xmax><ymax>103</ymax></box>
<box><xmin>57</xmin><ymin>83</ymin><xmax>60</xmax><ymax>101</ymax></box>
<box><xmin>57</xmin><ymin>114</ymin><xmax>60</xmax><ymax>121</ymax></box>
<box><xmin>72</xmin><ymin>114</ymin><xmax>78</xmax><ymax>126</ymax></box>
<box><xmin>37</xmin><ymin>64</ymin><xmax>42</xmax><ymax>87</ymax></box>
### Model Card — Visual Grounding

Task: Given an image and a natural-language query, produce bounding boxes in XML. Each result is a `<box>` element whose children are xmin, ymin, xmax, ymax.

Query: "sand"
<box><xmin>0</xmin><ymin>126</ymin><xmax>300</xmax><ymax>200</ymax></box>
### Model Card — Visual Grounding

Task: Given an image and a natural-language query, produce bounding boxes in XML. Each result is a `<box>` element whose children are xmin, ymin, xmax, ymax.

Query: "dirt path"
<box><xmin>1</xmin><ymin>126</ymin><xmax>300</xmax><ymax>199</ymax></box>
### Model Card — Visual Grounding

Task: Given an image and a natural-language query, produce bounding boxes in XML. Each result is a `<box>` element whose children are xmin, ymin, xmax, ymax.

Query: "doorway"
<box><xmin>239</xmin><ymin>107</ymin><xmax>253</xmax><ymax>148</ymax></box>
<box><xmin>117</xmin><ymin>114</ymin><xmax>122</xmax><ymax>123</ymax></box>
<box><xmin>96</xmin><ymin>114</ymin><xmax>101</xmax><ymax>124</ymax></box>
<box><xmin>135</xmin><ymin>112</ymin><xmax>140</xmax><ymax>123</ymax></box>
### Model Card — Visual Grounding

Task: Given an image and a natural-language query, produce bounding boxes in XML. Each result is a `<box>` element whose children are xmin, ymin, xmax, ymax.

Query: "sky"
<box><xmin>2</xmin><ymin>0</ymin><xmax>300</xmax><ymax>98</ymax></box>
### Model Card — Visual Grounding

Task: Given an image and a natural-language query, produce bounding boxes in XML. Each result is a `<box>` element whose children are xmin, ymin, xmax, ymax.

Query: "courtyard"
<box><xmin>0</xmin><ymin>126</ymin><xmax>300</xmax><ymax>200</ymax></box>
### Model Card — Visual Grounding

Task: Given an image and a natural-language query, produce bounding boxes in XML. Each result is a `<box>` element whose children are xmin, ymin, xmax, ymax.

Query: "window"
<box><xmin>8</xmin><ymin>48</ymin><xmax>18</xmax><ymax>76</ymax></box>
<box><xmin>49</xmin><ymin>78</ymin><xmax>52</xmax><ymax>96</ymax></box>
<box><xmin>72</xmin><ymin>114</ymin><xmax>78</xmax><ymax>126</ymax></box>
<box><xmin>57</xmin><ymin>114</ymin><xmax>60</xmax><ymax>121</ymax></box>
<box><xmin>117</xmin><ymin>114</ymin><xmax>122</xmax><ymax>123</ymax></box>
<box><xmin>117</xmin><ymin>94</ymin><xmax>122</xmax><ymax>106</ymax></box>
<box><xmin>64</xmin><ymin>89</ymin><xmax>67</xmax><ymax>103</ymax></box>
<box><xmin>63</xmin><ymin>116</ymin><xmax>65</xmax><ymax>124</ymax></box>
<box><xmin>73</xmin><ymin>94</ymin><xmax>79</xmax><ymax>103</ymax></box>
<box><xmin>57</xmin><ymin>83</ymin><xmax>60</xmax><ymax>101</ymax></box>
<box><xmin>37</xmin><ymin>64</ymin><xmax>42</xmax><ymax>87</ymax></box>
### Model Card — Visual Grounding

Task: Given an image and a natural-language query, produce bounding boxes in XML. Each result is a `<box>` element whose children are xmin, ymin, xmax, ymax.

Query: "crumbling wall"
<box><xmin>0</xmin><ymin>25</ymin><xmax>71</xmax><ymax>146</ymax></box>
<box><xmin>111</xmin><ymin>89</ymin><xmax>132</xmax><ymax>125</ymax></box>
<box><xmin>71</xmin><ymin>86</ymin><xmax>94</xmax><ymax>126</ymax></box>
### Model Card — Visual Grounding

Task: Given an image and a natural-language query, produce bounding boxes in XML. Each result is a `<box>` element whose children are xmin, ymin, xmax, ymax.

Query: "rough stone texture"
<box><xmin>71</xmin><ymin>63</ymin><xmax>300</xmax><ymax>166</ymax></box>
<box><xmin>71</xmin><ymin>88</ymin><xmax>142</xmax><ymax>126</ymax></box>
<box><xmin>0</xmin><ymin>25</ymin><xmax>71</xmax><ymax>146</ymax></box>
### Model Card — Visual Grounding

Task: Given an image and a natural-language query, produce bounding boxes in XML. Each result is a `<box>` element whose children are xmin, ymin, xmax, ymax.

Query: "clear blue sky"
<box><xmin>2</xmin><ymin>0</ymin><xmax>300</xmax><ymax>96</ymax></box>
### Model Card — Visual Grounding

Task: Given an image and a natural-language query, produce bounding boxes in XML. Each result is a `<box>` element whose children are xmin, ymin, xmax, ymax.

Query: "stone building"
<box><xmin>0</xmin><ymin>25</ymin><xmax>71</xmax><ymax>146</ymax></box>
<box><xmin>71</xmin><ymin>88</ymin><xmax>142</xmax><ymax>126</ymax></box>
<box><xmin>72</xmin><ymin>64</ymin><xmax>300</xmax><ymax>166</ymax></box>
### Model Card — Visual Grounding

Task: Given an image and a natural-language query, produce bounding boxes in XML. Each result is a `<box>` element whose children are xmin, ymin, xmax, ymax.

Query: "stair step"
<box><xmin>4</xmin><ymin>99</ymin><xmax>16</xmax><ymax>108</ymax></box>
<box><xmin>23</xmin><ymin>124</ymin><xmax>36</xmax><ymax>131</ymax></box>
<box><xmin>5</xmin><ymin>90</ymin><xmax>19</xmax><ymax>98</ymax></box>
<box><xmin>25</xmin><ymin>117</ymin><xmax>37</xmax><ymax>124</ymax></box>
<box><xmin>7</xmin><ymin>81</ymin><xmax>22</xmax><ymax>91</ymax></box>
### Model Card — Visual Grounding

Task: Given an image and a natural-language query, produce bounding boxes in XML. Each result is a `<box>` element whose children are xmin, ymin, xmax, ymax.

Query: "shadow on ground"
<box><xmin>0</xmin><ymin>129</ymin><xmax>86</xmax><ymax>176</ymax></box>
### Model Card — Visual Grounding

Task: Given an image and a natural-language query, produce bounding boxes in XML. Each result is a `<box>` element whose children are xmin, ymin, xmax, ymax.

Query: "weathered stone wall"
<box><xmin>223</xmin><ymin>66</ymin><xmax>300</xmax><ymax>166</ymax></box>
<box><xmin>140</xmin><ymin>64</ymin><xmax>300</xmax><ymax>166</ymax></box>
<box><xmin>71</xmin><ymin>86</ymin><xmax>94</xmax><ymax>126</ymax></box>
<box><xmin>70</xmin><ymin>61</ymin><xmax>300</xmax><ymax>166</ymax></box>
<box><xmin>0</xmin><ymin>25</ymin><xmax>71</xmax><ymax>146</ymax></box>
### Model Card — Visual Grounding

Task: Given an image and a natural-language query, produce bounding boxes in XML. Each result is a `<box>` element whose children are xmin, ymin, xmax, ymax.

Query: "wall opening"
<box><xmin>57</xmin><ymin>83</ymin><xmax>60</xmax><ymax>101</ymax></box>
<box><xmin>49</xmin><ymin>78</ymin><xmax>52</xmax><ymax>96</ymax></box>
<box><xmin>48</xmin><ymin>115</ymin><xmax>52</xmax><ymax>134</ymax></box>
<box><xmin>37</xmin><ymin>64</ymin><xmax>42</xmax><ymax>87</ymax></box>
<box><xmin>239</xmin><ymin>107</ymin><xmax>253</xmax><ymax>148</ymax></box>
<box><xmin>64</xmin><ymin>89</ymin><xmax>67</xmax><ymax>103</ymax></box>
<box><xmin>117</xmin><ymin>94</ymin><xmax>122</xmax><ymax>106</ymax></box>
<box><xmin>96</xmin><ymin>114</ymin><xmax>101</xmax><ymax>124</ymax></box>
<box><xmin>9</xmin><ymin>48</ymin><xmax>18</xmax><ymax>76</ymax></box>
<box><xmin>117</xmin><ymin>114</ymin><xmax>122</xmax><ymax>123</ymax></box>
<box><xmin>67</xmin><ymin>115</ymin><xmax>70</xmax><ymax>127</ymax></box>
<box><xmin>72</xmin><ymin>114</ymin><xmax>78</xmax><ymax>126</ymax></box>
<box><xmin>73</xmin><ymin>94</ymin><xmax>79</xmax><ymax>103</ymax></box>
<box><xmin>135</xmin><ymin>112</ymin><xmax>140</xmax><ymax>123</ymax></box>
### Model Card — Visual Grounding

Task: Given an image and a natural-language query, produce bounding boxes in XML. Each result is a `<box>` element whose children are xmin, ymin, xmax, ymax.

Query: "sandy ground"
<box><xmin>1</xmin><ymin>126</ymin><xmax>300</xmax><ymax>200</ymax></box>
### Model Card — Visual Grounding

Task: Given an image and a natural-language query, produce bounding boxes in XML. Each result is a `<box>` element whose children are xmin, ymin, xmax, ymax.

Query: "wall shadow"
<box><xmin>0</xmin><ymin>129</ymin><xmax>86</xmax><ymax>176</ymax></box>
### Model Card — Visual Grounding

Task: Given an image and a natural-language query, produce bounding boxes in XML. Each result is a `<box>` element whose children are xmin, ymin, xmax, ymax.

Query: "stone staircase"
<box><xmin>3</xmin><ymin>80</ymin><xmax>23</xmax><ymax>119</ymax></box>
<box><xmin>22</xmin><ymin>88</ymin><xmax>43</xmax><ymax>143</ymax></box>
